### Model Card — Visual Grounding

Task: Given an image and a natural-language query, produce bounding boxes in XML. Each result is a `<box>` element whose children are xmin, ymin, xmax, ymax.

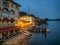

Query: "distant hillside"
<box><xmin>47</xmin><ymin>18</ymin><xmax>60</xmax><ymax>21</ymax></box>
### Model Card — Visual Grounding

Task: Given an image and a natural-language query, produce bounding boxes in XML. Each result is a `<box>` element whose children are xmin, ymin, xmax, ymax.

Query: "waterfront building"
<box><xmin>35</xmin><ymin>17</ymin><xmax>41</xmax><ymax>25</ymax></box>
<box><xmin>16</xmin><ymin>14</ymin><xmax>35</xmax><ymax>31</ymax></box>
<box><xmin>0</xmin><ymin>0</ymin><xmax>21</xmax><ymax>41</ymax></box>
<box><xmin>0</xmin><ymin>0</ymin><xmax>21</xmax><ymax>29</ymax></box>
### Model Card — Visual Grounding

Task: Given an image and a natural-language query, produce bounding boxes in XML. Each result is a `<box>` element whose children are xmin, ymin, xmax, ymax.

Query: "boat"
<box><xmin>42</xmin><ymin>29</ymin><xmax>50</xmax><ymax>33</ymax></box>
<box><xmin>46</xmin><ymin>29</ymin><xmax>50</xmax><ymax>32</ymax></box>
<box><xmin>23</xmin><ymin>31</ymin><xmax>32</xmax><ymax>36</ymax></box>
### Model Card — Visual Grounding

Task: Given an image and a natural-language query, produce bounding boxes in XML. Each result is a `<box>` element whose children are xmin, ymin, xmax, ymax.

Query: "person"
<box><xmin>42</xmin><ymin>26</ymin><xmax>47</xmax><ymax>38</ymax></box>
<box><xmin>42</xmin><ymin>26</ymin><xmax>46</xmax><ymax>32</ymax></box>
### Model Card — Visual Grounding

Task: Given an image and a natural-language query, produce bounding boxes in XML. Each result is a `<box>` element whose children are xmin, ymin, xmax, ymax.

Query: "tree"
<box><xmin>20</xmin><ymin>11</ymin><xmax>27</xmax><ymax>17</ymax></box>
<box><xmin>30</xmin><ymin>14</ymin><xmax>35</xmax><ymax>17</ymax></box>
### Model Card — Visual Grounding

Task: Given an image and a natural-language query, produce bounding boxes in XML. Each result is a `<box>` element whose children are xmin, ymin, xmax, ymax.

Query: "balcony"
<box><xmin>0</xmin><ymin>22</ymin><xmax>15</xmax><ymax>29</ymax></box>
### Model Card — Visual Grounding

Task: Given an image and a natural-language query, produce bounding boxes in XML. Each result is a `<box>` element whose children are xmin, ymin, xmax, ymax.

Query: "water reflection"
<box><xmin>28</xmin><ymin>21</ymin><xmax>60</xmax><ymax>45</ymax></box>
<box><xmin>41</xmin><ymin>30</ymin><xmax>50</xmax><ymax>38</ymax></box>
<box><xmin>41</xmin><ymin>31</ymin><xmax>47</xmax><ymax>38</ymax></box>
<box><xmin>41</xmin><ymin>24</ymin><xmax>50</xmax><ymax>38</ymax></box>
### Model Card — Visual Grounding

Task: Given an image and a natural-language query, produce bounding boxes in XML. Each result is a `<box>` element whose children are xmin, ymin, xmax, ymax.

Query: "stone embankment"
<box><xmin>3</xmin><ymin>31</ymin><xmax>31</xmax><ymax>45</ymax></box>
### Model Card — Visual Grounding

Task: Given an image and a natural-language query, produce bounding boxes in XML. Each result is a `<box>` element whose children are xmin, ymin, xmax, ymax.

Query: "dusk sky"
<box><xmin>14</xmin><ymin>0</ymin><xmax>60</xmax><ymax>19</ymax></box>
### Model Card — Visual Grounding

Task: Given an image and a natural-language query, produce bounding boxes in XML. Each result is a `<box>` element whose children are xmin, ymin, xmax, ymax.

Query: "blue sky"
<box><xmin>14</xmin><ymin>0</ymin><xmax>60</xmax><ymax>19</ymax></box>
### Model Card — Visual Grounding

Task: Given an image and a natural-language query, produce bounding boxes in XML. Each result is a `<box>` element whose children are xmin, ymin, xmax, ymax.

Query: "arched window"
<box><xmin>10</xmin><ymin>10</ymin><xmax>14</xmax><ymax>18</ymax></box>
<box><xmin>3</xmin><ymin>0</ymin><xmax>9</xmax><ymax>7</ymax></box>
<box><xmin>10</xmin><ymin>10</ymin><xmax>14</xmax><ymax>15</ymax></box>
<box><xmin>2</xmin><ymin>8</ymin><xmax>8</xmax><ymax>18</ymax></box>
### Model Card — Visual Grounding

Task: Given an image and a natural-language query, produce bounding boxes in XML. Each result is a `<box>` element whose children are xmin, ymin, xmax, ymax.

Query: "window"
<box><xmin>3</xmin><ymin>2</ymin><xmax>7</xmax><ymax>6</ymax></box>
<box><xmin>10</xmin><ymin>10</ymin><xmax>14</xmax><ymax>15</ymax></box>
<box><xmin>9</xmin><ymin>10</ymin><xmax>14</xmax><ymax>18</ymax></box>
<box><xmin>3</xmin><ymin>0</ymin><xmax>9</xmax><ymax>7</ymax></box>
<box><xmin>2</xmin><ymin>8</ymin><xmax>8</xmax><ymax>18</ymax></box>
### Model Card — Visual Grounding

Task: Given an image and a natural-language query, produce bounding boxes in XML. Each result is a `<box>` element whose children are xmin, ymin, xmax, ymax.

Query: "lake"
<box><xmin>27</xmin><ymin>21</ymin><xmax>60</xmax><ymax>45</ymax></box>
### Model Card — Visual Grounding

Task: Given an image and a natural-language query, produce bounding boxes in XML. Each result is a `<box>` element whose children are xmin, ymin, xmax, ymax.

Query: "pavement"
<box><xmin>2</xmin><ymin>32</ymin><xmax>31</xmax><ymax>45</ymax></box>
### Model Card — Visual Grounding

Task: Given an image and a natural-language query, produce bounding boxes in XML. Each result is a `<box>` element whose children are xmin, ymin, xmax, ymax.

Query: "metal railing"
<box><xmin>0</xmin><ymin>22</ymin><xmax>15</xmax><ymax>29</ymax></box>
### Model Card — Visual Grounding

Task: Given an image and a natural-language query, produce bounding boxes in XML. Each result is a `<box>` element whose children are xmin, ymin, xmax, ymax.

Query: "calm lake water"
<box><xmin>27</xmin><ymin>21</ymin><xmax>60</xmax><ymax>45</ymax></box>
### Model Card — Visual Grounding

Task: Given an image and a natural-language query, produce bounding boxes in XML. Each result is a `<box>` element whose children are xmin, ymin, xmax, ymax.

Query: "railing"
<box><xmin>0</xmin><ymin>22</ymin><xmax>15</xmax><ymax>29</ymax></box>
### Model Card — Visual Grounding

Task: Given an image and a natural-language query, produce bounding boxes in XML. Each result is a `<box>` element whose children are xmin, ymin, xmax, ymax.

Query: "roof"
<box><xmin>9</xmin><ymin>0</ymin><xmax>21</xmax><ymax>7</ymax></box>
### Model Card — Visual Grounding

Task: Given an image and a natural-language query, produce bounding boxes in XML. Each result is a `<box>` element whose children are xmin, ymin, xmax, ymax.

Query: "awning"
<box><xmin>10</xmin><ymin>18</ymin><xmax>15</xmax><ymax>21</ymax></box>
<box><xmin>10</xmin><ymin>18</ymin><xmax>15</xmax><ymax>23</ymax></box>
<box><xmin>0</xmin><ymin>26</ymin><xmax>20</xmax><ymax>33</ymax></box>
<box><xmin>3</xmin><ymin>17</ymin><xmax>9</xmax><ymax>22</ymax></box>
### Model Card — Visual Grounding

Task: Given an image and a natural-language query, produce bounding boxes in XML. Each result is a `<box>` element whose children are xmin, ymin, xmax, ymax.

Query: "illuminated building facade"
<box><xmin>0</xmin><ymin>0</ymin><xmax>21</xmax><ymax>29</ymax></box>
<box><xmin>16</xmin><ymin>14</ymin><xmax>35</xmax><ymax>31</ymax></box>
<box><xmin>0</xmin><ymin>0</ymin><xmax>21</xmax><ymax>41</ymax></box>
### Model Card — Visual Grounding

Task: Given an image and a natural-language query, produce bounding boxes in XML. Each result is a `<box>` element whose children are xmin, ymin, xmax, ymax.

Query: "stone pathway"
<box><xmin>3</xmin><ymin>33</ymin><xmax>30</xmax><ymax>45</ymax></box>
